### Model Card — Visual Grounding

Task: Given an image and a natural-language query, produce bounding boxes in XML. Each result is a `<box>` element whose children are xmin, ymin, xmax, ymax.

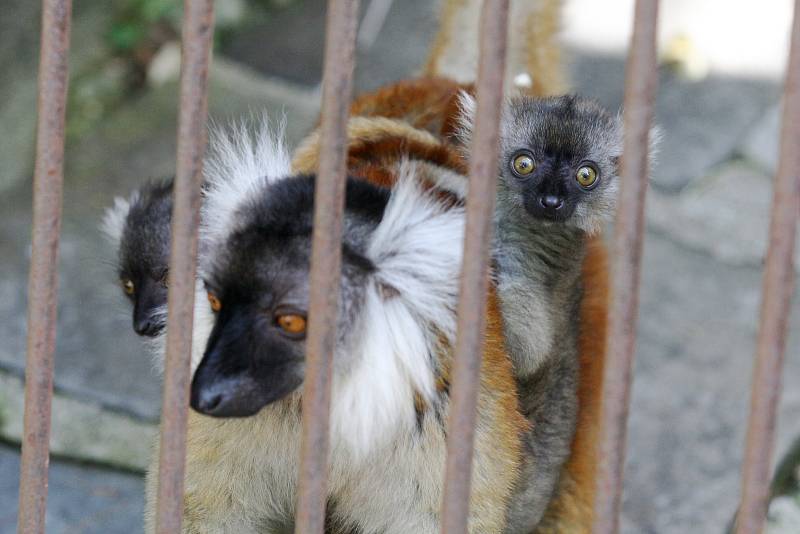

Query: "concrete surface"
<box><xmin>1</xmin><ymin>0</ymin><xmax>798</xmax><ymax>532</ymax></box>
<box><xmin>0</xmin><ymin>372</ymin><xmax>156</xmax><ymax>472</ymax></box>
<box><xmin>0</xmin><ymin>443</ymin><xmax>144</xmax><ymax>534</ymax></box>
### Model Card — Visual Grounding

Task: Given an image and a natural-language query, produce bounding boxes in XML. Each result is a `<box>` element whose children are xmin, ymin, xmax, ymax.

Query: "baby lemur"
<box><xmin>144</xmin><ymin>125</ymin><xmax>528</xmax><ymax>534</ymax></box>
<box><xmin>103</xmin><ymin>179</ymin><xmax>174</xmax><ymax>338</ymax></box>
<box><xmin>458</xmin><ymin>92</ymin><xmax>623</xmax><ymax>530</ymax></box>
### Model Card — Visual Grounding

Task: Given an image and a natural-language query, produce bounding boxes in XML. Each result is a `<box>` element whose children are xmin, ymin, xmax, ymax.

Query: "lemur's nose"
<box><xmin>539</xmin><ymin>195</ymin><xmax>564</xmax><ymax>210</ymax></box>
<box><xmin>194</xmin><ymin>390</ymin><xmax>224</xmax><ymax>414</ymax></box>
<box><xmin>134</xmin><ymin>317</ymin><xmax>159</xmax><ymax>337</ymax></box>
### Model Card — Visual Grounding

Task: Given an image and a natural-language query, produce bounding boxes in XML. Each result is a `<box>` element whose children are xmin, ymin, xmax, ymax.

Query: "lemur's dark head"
<box><xmin>191</xmin><ymin>175</ymin><xmax>389</xmax><ymax>418</ymax></box>
<box><xmin>460</xmin><ymin>93</ymin><xmax>624</xmax><ymax>234</ymax></box>
<box><xmin>103</xmin><ymin>180</ymin><xmax>173</xmax><ymax>337</ymax></box>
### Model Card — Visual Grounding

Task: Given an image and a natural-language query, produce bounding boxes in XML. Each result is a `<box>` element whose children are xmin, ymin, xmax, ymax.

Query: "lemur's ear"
<box><xmin>378</xmin><ymin>282</ymin><xmax>401</xmax><ymax>301</ymax></box>
<box><xmin>454</xmin><ymin>90</ymin><xmax>477</xmax><ymax>146</ymax></box>
<box><xmin>101</xmin><ymin>195</ymin><xmax>134</xmax><ymax>247</ymax></box>
<box><xmin>614</xmin><ymin>109</ymin><xmax>661</xmax><ymax>175</ymax></box>
<box><xmin>201</xmin><ymin>114</ymin><xmax>291</xmax><ymax>270</ymax></box>
<box><xmin>330</xmin><ymin>162</ymin><xmax>465</xmax><ymax>457</ymax></box>
<box><xmin>648</xmin><ymin>124</ymin><xmax>662</xmax><ymax>172</ymax></box>
<box><xmin>365</xmin><ymin>160</ymin><xmax>465</xmax><ymax>343</ymax></box>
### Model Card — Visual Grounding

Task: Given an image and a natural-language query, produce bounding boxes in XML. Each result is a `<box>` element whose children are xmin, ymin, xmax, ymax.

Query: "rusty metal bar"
<box><xmin>440</xmin><ymin>0</ymin><xmax>509</xmax><ymax>532</ymax></box>
<box><xmin>153</xmin><ymin>1</ymin><xmax>214</xmax><ymax>533</ymax></box>
<box><xmin>735</xmin><ymin>0</ymin><xmax>800</xmax><ymax>531</ymax></box>
<box><xmin>16</xmin><ymin>1</ymin><xmax>72</xmax><ymax>532</ymax></box>
<box><xmin>593</xmin><ymin>1</ymin><xmax>659</xmax><ymax>533</ymax></box>
<box><xmin>295</xmin><ymin>0</ymin><xmax>360</xmax><ymax>532</ymax></box>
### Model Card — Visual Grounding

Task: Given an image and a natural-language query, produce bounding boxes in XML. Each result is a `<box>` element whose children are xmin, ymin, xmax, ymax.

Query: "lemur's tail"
<box><xmin>422</xmin><ymin>0</ymin><xmax>566</xmax><ymax>96</ymax></box>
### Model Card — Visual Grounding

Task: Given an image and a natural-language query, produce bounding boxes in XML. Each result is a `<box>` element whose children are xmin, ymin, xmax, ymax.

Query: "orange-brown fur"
<box><xmin>520</xmin><ymin>0</ymin><xmax>567</xmax><ymax>95</ymax></box>
<box><xmin>348</xmin><ymin>78</ymin><xmax>472</xmax><ymax>137</ymax></box>
<box><xmin>423</xmin><ymin>0</ymin><xmax>566</xmax><ymax>95</ymax></box>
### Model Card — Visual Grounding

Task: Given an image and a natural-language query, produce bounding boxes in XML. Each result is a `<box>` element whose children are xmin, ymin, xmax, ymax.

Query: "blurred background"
<box><xmin>1</xmin><ymin>0</ymin><xmax>799</xmax><ymax>532</ymax></box>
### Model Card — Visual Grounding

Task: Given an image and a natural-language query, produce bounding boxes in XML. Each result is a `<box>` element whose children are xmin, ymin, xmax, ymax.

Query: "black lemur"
<box><xmin>143</xmin><ymin>123</ymin><xmax>529</xmax><ymax>533</ymax></box>
<box><xmin>102</xmin><ymin>179</ymin><xmax>174</xmax><ymax>338</ymax></box>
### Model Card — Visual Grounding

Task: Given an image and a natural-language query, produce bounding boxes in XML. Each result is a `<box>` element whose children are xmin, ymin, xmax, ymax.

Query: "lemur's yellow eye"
<box><xmin>207</xmin><ymin>292</ymin><xmax>222</xmax><ymax>312</ymax></box>
<box><xmin>576</xmin><ymin>165</ymin><xmax>599</xmax><ymax>188</ymax></box>
<box><xmin>512</xmin><ymin>153</ymin><xmax>535</xmax><ymax>177</ymax></box>
<box><xmin>122</xmin><ymin>279</ymin><xmax>135</xmax><ymax>295</ymax></box>
<box><xmin>276</xmin><ymin>314</ymin><xmax>307</xmax><ymax>336</ymax></box>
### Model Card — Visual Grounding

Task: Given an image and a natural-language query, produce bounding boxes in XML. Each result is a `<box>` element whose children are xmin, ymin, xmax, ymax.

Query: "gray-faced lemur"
<box><xmin>143</xmin><ymin>124</ymin><xmax>529</xmax><ymax>534</ymax></box>
<box><xmin>454</xmin><ymin>92</ymin><xmax>628</xmax><ymax>531</ymax></box>
<box><xmin>103</xmin><ymin>179</ymin><xmax>174</xmax><ymax>338</ymax></box>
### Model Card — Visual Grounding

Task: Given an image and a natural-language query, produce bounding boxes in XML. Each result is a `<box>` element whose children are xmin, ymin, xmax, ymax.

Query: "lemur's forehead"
<box><xmin>211</xmin><ymin>229</ymin><xmax>308</xmax><ymax>292</ymax></box>
<box><xmin>503</xmin><ymin>96</ymin><xmax>620</xmax><ymax>160</ymax></box>
<box><xmin>120</xmin><ymin>202</ymin><xmax>172</xmax><ymax>274</ymax></box>
<box><xmin>211</xmin><ymin>221</ymin><xmax>373</xmax><ymax>298</ymax></box>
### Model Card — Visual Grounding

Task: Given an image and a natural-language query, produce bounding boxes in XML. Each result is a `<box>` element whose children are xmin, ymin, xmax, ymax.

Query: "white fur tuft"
<box><xmin>145</xmin><ymin>280</ymin><xmax>215</xmax><ymax>376</ymax></box>
<box><xmin>331</xmin><ymin>162</ymin><xmax>465</xmax><ymax>458</ymax></box>
<box><xmin>454</xmin><ymin>90</ymin><xmax>477</xmax><ymax>148</ymax></box>
<box><xmin>201</xmin><ymin>115</ymin><xmax>291</xmax><ymax>267</ymax></box>
<box><xmin>101</xmin><ymin>194</ymin><xmax>137</xmax><ymax>247</ymax></box>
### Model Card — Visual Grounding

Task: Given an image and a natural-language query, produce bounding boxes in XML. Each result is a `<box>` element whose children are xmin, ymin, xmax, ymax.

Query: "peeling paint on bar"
<box><xmin>153</xmin><ymin>1</ymin><xmax>215</xmax><ymax>533</ymax></box>
<box><xmin>439</xmin><ymin>0</ymin><xmax>509</xmax><ymax>532</ymax></box>
<box><xmin>294</xmin><ymin>1</ymin><xmax>361</xmax><ymax>532</ymax></box>
<box><xmin>593</xmin><ymin>1</ymin><xmax>660</xmax><ymax>533</ymax></box>
<box><xmin>17</xmin><ymin>1</ymin><xmax>72</xmax><ymax>532</ymax></box>
<box><xmin>735</xmin><ymin>1</ymin><xmax>800</xmax><ymax>532</ymax></box>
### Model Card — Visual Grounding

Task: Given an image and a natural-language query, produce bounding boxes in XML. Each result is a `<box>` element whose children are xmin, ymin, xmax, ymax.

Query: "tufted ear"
<box><xmin>200</xmin><ymin>114</ymin><xmax>291</xmax><ymax>270</ymax></box>
<box><xmin>614</xmin><ymin>108</ymin><xmax>662</xmax><ymax>176</ymax></box>
<box><xmin>329</xmin><ymin>161</ymin><xmax>466</xmax><ymax>458</ymax></box>
<box><xmin>454</xmin><ymin>90</ymin><xmax>477</xmax><ymax>147</ymax></box>
<box><xmin>100</xmin><ymin>194</ymin><xmax>135</xmax><ymax>247</ymax></box>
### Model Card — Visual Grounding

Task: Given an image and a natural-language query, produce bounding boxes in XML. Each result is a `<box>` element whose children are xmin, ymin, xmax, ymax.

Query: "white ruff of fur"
<box><xmin>454</xmin><ymin>91</ymin><xmax>477</xmax><ymax>151</ymax></box>
<box><xmin>101</xmin><ymin>193</ymin><xmax>138</xmax><ymax>247</ymax></box>
<box><xmin>331</xmin><ymin>162</ymin><xmax>465</xmax><ymax>458</ymax></box>
<box><xmin>144</xmin><ymin>280</ymin><xmax>215</xmax><ymax>376</ymax></box>
<box><xmin>201</xmin><ymin>116</ymin><xmax>291</xmax><ymax>268</ymax></box>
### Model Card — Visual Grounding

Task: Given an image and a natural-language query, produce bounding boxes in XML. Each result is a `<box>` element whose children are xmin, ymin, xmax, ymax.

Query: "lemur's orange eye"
<box><xmin>207</xmin><ymin>292</ymin><xmax>222</xmax><ymax>312</ymax></box>
<box><xmin>122</xmin><ymin>279</ymin><xmax>135</xmax><ymax>295</ymax></box>
<box><xmin>512</xmin><ymin>153</ymin><xmax>535</xmax><ymax>177</ymax></box>
<box><xmin>276</xmin><ymin>314</ymin><xmax>307</xmax><ymax>336</ymax></box>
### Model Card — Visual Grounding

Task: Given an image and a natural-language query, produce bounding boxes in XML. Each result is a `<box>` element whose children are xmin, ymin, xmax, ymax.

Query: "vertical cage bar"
<box><xmin>294</xmin><ymin>0</ymin><xmax>360</xmax><ymax>532</ymax></box>
<box><xmin>593</xmin><ymin>1</ymin><xmax>659</xmax><ymax>533</ymax></box>
<box><xmin>16</xmin><ymin>1</ymin><xmax>72</xmax><ymax>532</ymax></box>
<box><xmin>440</xmin><ymin>0</ymin><xmax>509</xmax><ymax>532</ymax></box>
<box><xmin>735</xmin><ymin>0</ymin><xmax>800</xmax><ymax>531</ymax></box>
<box><xmin>153</xmin><ymin>1</ymin><xmax>214</xmax><ymax>533</ymax></box>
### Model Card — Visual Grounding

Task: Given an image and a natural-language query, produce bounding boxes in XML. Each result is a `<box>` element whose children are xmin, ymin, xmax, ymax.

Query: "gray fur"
<box><xmin>500</xmin><ymin>221</ymin><xmax>585</xmax><ymax>532</ymax></box>
<box><xmin>460</xmin><ymin>94</ymin><xmax>624</xmax><ymax>532</ymax></box>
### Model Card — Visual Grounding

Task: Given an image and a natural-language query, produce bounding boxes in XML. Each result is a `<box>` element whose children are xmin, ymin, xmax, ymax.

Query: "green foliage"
<box><xmin>108</xmin><ymin>0</ymin><xmax>180</xmax><ymax>54</ymax></box>
<box><xmin>104</xmin><ymin>0</ymin><xmax>302</xmax><ymax>91</ymax></box>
